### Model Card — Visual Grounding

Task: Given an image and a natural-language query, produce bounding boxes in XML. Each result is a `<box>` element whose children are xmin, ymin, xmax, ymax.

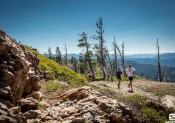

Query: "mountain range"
<box><xmin>64</xmin><ymin>53</ymin><xmax>175</xmax><ymax>67</ymax></box>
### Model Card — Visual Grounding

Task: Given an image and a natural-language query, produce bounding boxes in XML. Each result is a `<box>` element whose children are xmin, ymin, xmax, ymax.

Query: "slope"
<box><xmin>24</xmin><ymin>45</ymin><xmax>87</xmax><ymax>87</ymax></box>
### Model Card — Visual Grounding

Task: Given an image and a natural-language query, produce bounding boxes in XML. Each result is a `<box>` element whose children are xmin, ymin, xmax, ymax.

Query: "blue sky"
<box><xmin>0</xmin><ymin>0</ymin><xmax>175</xmax><ymax>54</ymax></box>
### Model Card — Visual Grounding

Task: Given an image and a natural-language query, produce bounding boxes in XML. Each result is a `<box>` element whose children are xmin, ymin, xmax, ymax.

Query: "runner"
<box><xmin>116</xmin><ymin>68</ymin><xmax>122</xmax><ymax>89</ymax></box>
<box><xmin>125</xmin><ymin>64</ymin><xmax>136</xmax><ymax>92</ymax></box>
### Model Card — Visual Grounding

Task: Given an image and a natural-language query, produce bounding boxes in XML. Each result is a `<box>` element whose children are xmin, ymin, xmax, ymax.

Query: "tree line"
<box><xmin>44</xmin><ymin>17</ymin><xmax>166</xmax><ymax>82</ymax></box>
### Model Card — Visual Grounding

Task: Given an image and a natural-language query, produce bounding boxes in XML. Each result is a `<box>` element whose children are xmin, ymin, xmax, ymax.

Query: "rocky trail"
<box><xmin>90</xmin><ymin>80</ymin><xmax>158</xmax><ymax>100</ymax></box>
<box><xmin>90</xmin><ymin>80</ymin><xmax>175</xmax><ymax>108</ymax></box>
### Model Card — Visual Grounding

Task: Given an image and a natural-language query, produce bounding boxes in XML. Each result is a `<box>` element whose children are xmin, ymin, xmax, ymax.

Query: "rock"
<box><xmin>23</xmin><ymin>110</ymin><xmax>38</xmax><ymax>119</ymax></box>
<box><xmin>26</xmin><ymin>91</ymin><xmax>43</xmax><ymax>100</ymax></box>
<box><xmin>98</xmin><ymin>102</ymin><xmax>111</xmax><ymax>113</ymax></box>
<box><xmin>40</xmin><ymin>111</ymin><xmax>49</xmax><ymax>119</ymax></box>
<box><xmin>0</xmin><ymin>30</ymin><xmax>41</xmax><ymax>103</ymax></box>
<box><xmin>110</xmin><ymin>112</ymin><xmax>124</xmax><ymax>122</ymax></box>
<box><xmin>0</xmin><ymin>102</ymin><xmax>8</xmax><ymax>111</ymax></box>
<box><xmin>161</xmin><ymin>95</ymin><xmax>175</xmax><ymax>108</ymax></box>
<box><xmin>0</xmin><ymin>30</ymin><xmax>41</xmax><ymax>123</ymax></box>
<box><xmin>0</xmin><ymin>109</ymin><xmax>8</xmax><ymax>115</ymax></box>
<box><xmin>82</xmin><ymin>112</ymin><xmax>93</xmax><ymax>120</ymax></box>
<box><xmin>55</xmin><ymin>87</ymin><xmax>89</xmax><ymax>101</ymax></box>
<box><xmin>27</xmin><ymin>119</ymin><xmax>35</xmax><ymax>123</ymax></box>
<box><xmin>9</xmin><ymin>107</ymin><xmax>21</xmax><ymax>114</ymax></box>
<box><xmin>0</xmin><ymin>115</ymin><xmax>17</xmax><ymax>123</ymax></box>
<box><xmin>30</xmin><ymin>76</ymin><xmax>41</xmax><ymax>91</ymax></box>
<box><xmin>20</xmin><ymin>97</ymin><xmax>38</xmax><ymax>112</ymax></box>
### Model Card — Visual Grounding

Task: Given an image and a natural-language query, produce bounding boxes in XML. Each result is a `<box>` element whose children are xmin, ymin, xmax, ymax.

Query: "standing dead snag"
<box><xmin>156</xmin><ymin>38</ymin><xmax>162</xmax><ymax>82</ymax></box>
<box><xmin>114</xmin><ymin>41</ymin><xmax>126</xmax><ymax>76</ymax></box>
<box><xmin>113</xmin><ymin>36</ymin><xmax>118</xmax><ymax>74</ymax></box>
<box><xmin>64</xmin><ymin>44</ymin><xmax>68</xmax><ymax>66</ymax></box>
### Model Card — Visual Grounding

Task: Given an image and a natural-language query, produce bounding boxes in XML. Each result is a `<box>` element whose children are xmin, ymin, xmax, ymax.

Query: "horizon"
<box><xmin>0</xmin><ymin>0</ymin><xmax>175</xmax><ymax>55</ymax></box>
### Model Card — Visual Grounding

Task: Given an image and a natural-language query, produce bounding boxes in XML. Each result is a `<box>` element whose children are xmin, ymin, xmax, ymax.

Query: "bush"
<box><xmin>125</xmin><ymin>94</ymin><xmax>147</xmax><ymax>107</ymax></box>
<box><xmin>41</xmin><ymin>80</ymin><xmax>64</xmax><ymax>93</ymax></box>
<box><xmin>140</xmin><ymin>107</ymin><xmax>167</xmax><ymax>123</ymax></box>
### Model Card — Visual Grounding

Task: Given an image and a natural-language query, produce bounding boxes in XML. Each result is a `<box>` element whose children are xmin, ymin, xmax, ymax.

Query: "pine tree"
<box><xmin>70</xmin><ymin>57</ymin><xmax>78</xmax><ymax>72</ymax></box>
<box><xmin>63</xmin><ymin>44</ymin><xmax>68</xmax><ymax>66</ymax></box>
<box><xmin>55</xmin><ymin>46</ymin><xmax>62</xmax><ymax>65</ymax></box>
<box><xmin>48</xmin><ymin>47</ymin><xmax>52</xmax><ymax>59</ymax></box>
<box><xmin>78</xmin><ymin>32</ymin><xmax>95</xmax><ymax>78</ymax></box>
<box><xmin>92</xmin><ymin>17</ymin><xmax>107</xmax><ymax>79</ymax></box>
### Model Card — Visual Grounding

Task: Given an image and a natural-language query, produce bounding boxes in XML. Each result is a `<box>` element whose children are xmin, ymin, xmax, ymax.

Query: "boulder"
<box><xmin>0</xmin><ymin>30</ymin><xmax>41</xmax><ymax>104</ymax></box>
<box><xmin>26</xmin><ymin>91</ymin><xmax>43</xmax><ymax>100</ymax></box>
<box><xmin>20</xmin><ymin>97</ymin><xmax>38</xmax><ymax>112</ymax></box>
<box><xmin>0</xmin><ymin>30</ymin><xmax>42</xmax><ymax>122</ymax></box>
<box><xmin>161</xmin><ymin>95</ymin><xmax>175</xmax><ymax>108</ymax></box>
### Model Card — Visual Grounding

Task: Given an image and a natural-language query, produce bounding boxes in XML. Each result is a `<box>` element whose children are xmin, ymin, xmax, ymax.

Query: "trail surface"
<box><xmin>90</xmin><ymin>80</ymin><xmax>175</xmax><ymax>100</ymax></box>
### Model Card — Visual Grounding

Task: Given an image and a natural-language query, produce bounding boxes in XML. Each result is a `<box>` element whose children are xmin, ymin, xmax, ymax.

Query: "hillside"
<box><xmin>24</xmin><ymin>46</ymin><xmax>87</xmax><ymax>87</ymax></box>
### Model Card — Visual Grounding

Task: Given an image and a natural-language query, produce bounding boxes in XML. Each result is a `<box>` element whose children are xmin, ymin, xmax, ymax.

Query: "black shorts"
<box><xmin>129</xmin><ymin>77</ymin><xmax>133</xmax><ymax>81</ymax></box>
<box><xmin>117</xmin><ymin>76</ymin><xmax>121</xmax><ymax>80</ymax></box>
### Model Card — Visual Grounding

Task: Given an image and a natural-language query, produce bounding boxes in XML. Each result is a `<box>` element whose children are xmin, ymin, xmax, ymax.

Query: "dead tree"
<box><xmin>65</xmin><ymin>44</ymin><xmax>68</xmax><ymax>66</ymax></box>
<box><xmin>107</xmin><ymin>50</ymin><xmax>113</xmax><ymax>82</ymax></box>
<box><xmin>113</xmin><ymin>36</ymin><xmax>118</xmax><ymax>74</ymax></box>
<box><xmin>156</xmin><ymin>39</ymin><xmax>162</xmax><ymax>82</ymax></box>
<box><xmin>114</xmin><ymin>41</ymin><xmax>126</xmax><ymax>76</ymax></box>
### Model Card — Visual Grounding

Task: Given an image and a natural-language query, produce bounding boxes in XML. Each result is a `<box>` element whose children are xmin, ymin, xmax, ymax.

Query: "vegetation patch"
<box><xmin>37</xmin><ymin>102</ymin><xmax>48</xmax><ymax>110</ymax></box>
<box><xmin>140</xmin><ymin>107</ymin><xmax>167</xmax><ymax>123</ymax></box>
<box><xmin>140</xmin><ymin>83</ymin><xmax>175</xmax><ymax>97</ymax></box>
<box><xmin>24</xmin><ymin>45</ymin><xmax>87</xmax><ymax>86</ymax></box>
<box><xmin>90</xmin><ymin>85</ymin><xmax>120</xmax><ymax>98</ymax></box>
<box><xmin>122</xmin><ymin>94</ymin><xmax>169</xmax><ymax>123</ymax></box>
<box><xmin>41</xmin><ymin>80</ymin><xmax>65</xmax><ymax>93</ymax></box>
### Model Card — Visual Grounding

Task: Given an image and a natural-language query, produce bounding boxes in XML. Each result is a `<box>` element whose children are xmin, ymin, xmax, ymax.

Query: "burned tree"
<box><xmin>156</xmin><ymin>38</ymin><xmax>162</xmax><ymax>82</ymax></box>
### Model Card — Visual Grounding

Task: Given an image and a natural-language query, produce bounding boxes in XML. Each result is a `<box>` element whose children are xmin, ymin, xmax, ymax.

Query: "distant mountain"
<box><xmin>160</xmin><ymin>53</ymin><xmax>175</xmax><ymax>59</ymax></box>
<box><xmin>45</xmin><ymin>53</ymin><xmax>175</xmax><ymax>67</ymax></box>
<box><xmin>66</xmin><ymin>54</ymin><xmax>79</xmax><ymax>59</ymax></box>
<box><xmin>125</xmin><ymin>54</ymin><xmax>155</xmax><ymax>58</ymax></box>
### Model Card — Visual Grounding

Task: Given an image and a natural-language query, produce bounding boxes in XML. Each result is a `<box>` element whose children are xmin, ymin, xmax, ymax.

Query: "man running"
<box><xmin>116</xmin><ymin>68</ymin><xmax>122</xmax><ymax>89</ymax></box>
<box><xmin>125</xmin><ymin>64</ymin><xmax>135</xmax><ymax>92</ymax></box>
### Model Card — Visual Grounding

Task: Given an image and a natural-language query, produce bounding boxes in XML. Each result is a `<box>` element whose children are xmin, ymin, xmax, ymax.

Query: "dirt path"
<box><xmin>90</xmin><ymin>80</ymin><xmax>159</xmax><ymax>100</ymax></box>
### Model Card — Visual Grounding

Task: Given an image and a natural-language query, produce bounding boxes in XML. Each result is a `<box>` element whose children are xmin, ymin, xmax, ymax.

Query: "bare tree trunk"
<box><xmin>161</xmin><ymin>60</ymin><xmax>167</xmax><ymax>82</ymax></box>
<box><xmin>157</xmin><ymin>39</ymin><xmax>162</xmax><ymax>82</ymax></box>
<box><xmin>113</xmin><ymin>36</ymin><xmax>118</xmax><ymax>74</ymax></box>
<box><xmin>84</xmin><ymin>38</ymin><xmax>95</xmax><ymax>79</ymax></box>
<box><xmin>65</xmin><ymin>44</ymin><xmax>68</xmax><ymax>66</ymax></box>
<box><xmin>107</xmin><ymin>52</ymin><xmax>113</xmax><ymax>82</ymax></box>
<box><xmin>121</xmin><ymin>41</ymin><xmax>126</xmax><ymax>76</ymax></box>
<box><xmin>115</xmin><ymin>41</ymin><xmax>126</xmax><ymax>76</ymax></box>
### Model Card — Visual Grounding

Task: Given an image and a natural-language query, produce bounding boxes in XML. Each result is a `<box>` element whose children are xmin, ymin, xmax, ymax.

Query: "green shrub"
<box><xmin>125</xmin><ymin>94</ymin><xmax>147</xmax><ymax>106</ymax></box>
<box><xmin>121</xmin><ymin>76</ymin><xmax>128</xmax><ymax>81</ymax></box>
<box><xmin>37</xmin><ymin>102</ymin><xmax>48</xmax><ymax>110</ymax></box>
<box><xmin>140</xmin><ymin>107</ymin><xmax>167</xmax><ymax>123</ymax></box>
<box><xmin>41</xmin><ymin>80</ymin><xmax>65</xmax><ymax>93</ymax></box>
